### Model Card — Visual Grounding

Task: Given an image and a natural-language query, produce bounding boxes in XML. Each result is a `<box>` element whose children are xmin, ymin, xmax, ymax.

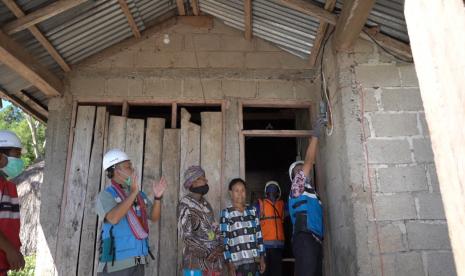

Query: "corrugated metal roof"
<box><xmin>199</xmin><ymin>0</ymin><xmax>319</xmax><ymax>59</ymax></box>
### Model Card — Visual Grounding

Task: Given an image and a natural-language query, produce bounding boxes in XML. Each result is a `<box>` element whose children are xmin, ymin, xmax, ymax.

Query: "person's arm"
<box><xmin>105</xmin><ymin>175</ymin><xmax>139</xmax><ymax>225</ymax></box>
<box><xmin>301</xmin><ymin>136</ymin><xmax>318</xmax><ymax>178</ymax></box>
<box><xmin>0</xmin><ymin>232</ymin><xmax>24</xmax><ymax>270</ymax></box>
<box><xmin>150</xmin><ymin>176</ymin><xmax>167</xmax><ymax>222</ymax></box>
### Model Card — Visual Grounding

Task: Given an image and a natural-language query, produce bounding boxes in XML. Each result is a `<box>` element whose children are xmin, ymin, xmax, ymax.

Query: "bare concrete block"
<box><xmin>413</xmin><ymin>138</ymin><xmax>435</xmax><ymax>163</ymax></box>
<box><xmin>106</xmin><ymin>78</ymin><xmax>128</xmax><ymax>97</ymax></box>
<box><xmin>245</xmin><ymin>52</ymin><xmax>282</xmax><ymax>68</ymax></box>
<box><xmin>197</xmin><ymin>52</ymin><xmax>245</xmax><ymax>68</ymax></box>
<box><xmin>406</xmin><ymin>221</ymin><xmax>451</xmax><ymax>250</ymax></box>
<box><xmin>220</xmin><ymin>35</ymin><xmax>255</xmax><ymax>51</ymax></box>
<box><xmin>153</xmin><ymin>33</ymin><xmax>185</xmax><ymax>52</ymax></box>
<box><xmin>427</xmin><ymin>164</ymin><xmax>441</xmax><ymax>192</ymax></box>
<box><xmin>143</xmin><ymin>78</ymin><xmax>182</xmax><ymax>98</ymax></box>
<box><xmin>182</xmin><ymin>79</ymin><xmax>222</xmax><ymax>99</ymax></box>
<box><xmin>362</xmin><ymin>88</ymin><xmax>379</xmax><ymax>112</ymax></box>
<box><xmin>255</xmin><ymin>39</ymin><xmax>281</xmax><ymax>52</ymax></box>
<box><xmin>419</xmin><ymin>113</ymin><xmax>430</xmax><ymax>136</ymax></box>
<box><xmin>355</xmin><ymin>65</ymin><xmax>401</xmax><ymax>87</ymax></box>
<box><xmin>210</xmin><ymin>19</ymin><xmax>242</xmax><ymax>36</ymax></box>
<box><xmin>374</xmin><ymin>193</ymin><xmax>416</xmax><ymax>220</ymax></box>
<box><xmin>353</xmin><ymin>38</ymin><xmax>375</xmax><ymax>54</ymax></box>
<box><xmin>294</xmin><ymin>80</ymin><xmax>319</xmax><ymax>101</ymax></box>
<box><xmin>134</xmin><ymin>51</ymin><xmax>197</xmax><ymax>68</ymax></box>
<box><xmin>128</xmin><ymin>77</ymin><xmax>143</xmax><ymax>96</ymax></box>
<box><xmin>222</xmin><ymin>80</ymin><xmax>256</xmax><ymax>98</ymax></box>
<box><xmin>193</xmin><ymin>34</ymin><xmax>221</xmax><ymax>51</ymax></box>
<box><xmin>70</xmin><ymin>76</ymin><xmax>105</xmax><ymax>96</ymax></box>
<box><xmin>425</xmin><ymin>251</ymin><xmax>457</xmax><ymax>276</ymax></box>
<box><xmin>377</xmin><ymin>222</ymin><xmax>408</xmax><ymax>253</ymax></box>
<box><xmin>371</xmin><ymin>113</ymin><xmax>419</xmax><ymax>137</ymax></box>
<box><xmin>366</xmin><ymin>139</ymin><xmax>412</xmax><ymax>164</ymax></box>
<box><xmin>111</xmin><ymin>50</ymin><xmax>135</xmax><ymax>68</ymax></box>
<box><xmin>416</xmin><ymin>192</ymin><xmax>446</xmax><ymax>219</ymax></box>
<box><xmin>399</xmin><ymin>65</ymin><xmax>419</xmax><ymax>87</ymax></box>
<box><xmin>381</xmin><ymin>88</ymin><xmax>423</xmax><ymax>111</ymax></box>
<box><xmin>278</xmin><ymin>52</ymin><xmax>312</xmax><ymax>69</ymax></box>
<box><xmin>378</xmin><ymin>166</ymin><xmax>428</xmax><ymax>192</ymax></box>
<box><xmin>382</xmin><ymin>252</ymin><xmax>424</xmax><ymax>276</ymax></box>
<box><xmin>258</xmin><ymin>80</ymin><xmax>295</xmax><ymax>99</ymax></box>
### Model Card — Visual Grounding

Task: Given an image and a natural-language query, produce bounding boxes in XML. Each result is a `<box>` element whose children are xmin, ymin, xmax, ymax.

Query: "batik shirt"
<box><xmin>220</xmin><ymin>205</ymin><xmax>265</xmax><ymax>266</ymax></box>
<box><xmin>178</xmin><ymin>194</ymin><xmax>223</xmax><ymax>272</ymax></box>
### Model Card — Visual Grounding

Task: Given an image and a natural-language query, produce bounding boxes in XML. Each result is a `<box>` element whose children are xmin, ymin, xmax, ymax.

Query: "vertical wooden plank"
<box><xmin>125</xmin><ymin>118</ymin><xmax>145</xmax><ymax>181</ymax></box>
<box><xmin>223</xmin><ymin>98</ymin><xmax>240</xmax><ymax>208</ymax></box>
<box><xmin>190</xmin><ymin>0</ymin><xmax>200</xmax><ymax>15</ymax></box>
<box><xmin>201</xmin><ymin>112</ymin><xmax>223</xmax><ymax>221</ymax></box>
<box><xmin>159</xmin><ymin>129</ymin><xmax>180</xmax><ymax>276</ymax></box>
<box><xmin>55</xmin><ymin>106</ymin><xmax>96</xmax><ymax>275</ymax></box>
<box><xmin>171</xmin><ymin>102</ymin><xmax>177</xmax><ymax>129</ymax></box>
<box><xmin>176</xmin><ymin>0</ymin><xmax>186</xmax><ymax>15</ymax></box>
<box><xmin>244</xmin><ymin>0</ymin><xmax>252</xmax><ymax>40</ymax></box>
<box><xmin>78</xmin><ymin>106</ymin><xmax>106</xmax><ymax>276</ymax></box>
<box><xmin>107</xmin><ymin>116</ymin><xmax>127</xmax><ymax>151</ymax></box>
<box><xmin>142</xmin><ymin>118</ymin><xmax>166</xmax><ymax>276</ymax></box>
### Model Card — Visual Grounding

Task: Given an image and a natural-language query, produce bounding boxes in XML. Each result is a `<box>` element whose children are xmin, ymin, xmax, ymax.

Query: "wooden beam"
<box><xmin>404</xmin><ymin>1</ymin><xmax>465</xmax><ymax>275</ymax></box>
<box><xmin>12</xmin><ymin>89</ymin><xmax>48</xmax><ymax>118</ymax></box>
<box><xmin>0</xmin><ymin>89</ymin><xmax>47</xmax><ymax>123</ymax></box>
<box><xmin>244</xmin><ymin>0</ymin><xmax>252</xmax><ymax>40</ymax></box>
<box><xmin>2</xmin><ymin>0</ymin><xmax>71</xmax><ymax>72</ymax></box>
<box><xmin>362</xmin><ymin>26</ymin><xmax>413</xmax><ymax>60</ymax></box>
<box><xmin>176</xmin><ymin>0</ymin><xmax>186</xmax><ymax>16</ymax></box>
<box><xmin>0</xmin><ymin>30</ymin><xmax>63</xmax><ymax>97</ymax></box>
<box><xmin>117</xmin><ymin>0</ymin><xmax>141</xmax><ymax>39</ymax></box>
<box><xmin>280</xmin><ymin>0</ymin><xmax>337</xmax><ymax>25</ymax></box>
<box><xmin>332</xmin><ymin>0</ymin><xmax>376</xmax><ymax>51</ymax></box>
<box><xmin>2</xmin><ymin>0</ymin><xmax>88</xmax><ymax>35</ymax></box>
<box><xmin>308</xmin><ymin>0</ymin><xmax>336</xmax><ymax>67</ymax></box>
<box><xmin>176</xmin><ymin>15</ymin><xmax>213</xmax><ymax>28</ymax></box>
<box><xmin>242</xmin><ymin>129</ymin><xmax>317</xmax><ymax>137</ymax></box>
<box><xmin>190</xmin><ymin>0</ymin><xmax>200</xmax><ymax>16</ymax></box>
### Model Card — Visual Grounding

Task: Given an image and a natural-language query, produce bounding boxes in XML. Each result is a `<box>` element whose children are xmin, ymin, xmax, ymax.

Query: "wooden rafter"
<box><xmin>2</xmin><ymin>0</ymin><xmax>71</xmax><ymax>72</ymax></box>
<box><xmin>362</xmin><ymin>27</ymin><xmax>412</xmax><ymax>60</ymax></box>
<box><xmin>176</xmin><ymin>0</ymin><xmax>186</xmax><ymax>16</ymax></box>
<box><xmin>0</xmin><ymin>30</ymin><xmax>63</xmax><ymax>97</ymax></box>
<box><xmin>280</xmin><ymin>0</ymin><xmax>337</xmax><ymax>25</ymax></box>
<box><xmin>244</xmin><ymin>0</ymin><xmax>252</xmax><ymax>40</ymax></box>
<box><xmin>2</xmin><ymin>0</ymin><xmax>88</xmax><ymax>35</ymax></box>
<box><xmin>0</xmin><ymin>89</ymin><xmax>47</xmax><ymax>123</ymax></box>
<box><xmin>332</xmin><ymin>0</ymin><xmax>376</xmax><ymax>51</ymax></box>
<box><xmin>190</xmin><ymin>0</ymin><xmax>200</xmax><ymax>16</ymax></box>
<box><xmin>308</xmin><ymin>0</ymin><xmax>336</xmax><ymax>67</ymax></box>
<box><xmin>118</xmin><ymin>0</ymin><xmax>141</xmax><ymax>39</ymax></box>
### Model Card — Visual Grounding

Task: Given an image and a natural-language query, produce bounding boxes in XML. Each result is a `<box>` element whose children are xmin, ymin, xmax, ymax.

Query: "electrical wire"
<box><xmin>362</xmin><ymin>29</ymin><xmax>413</xmax><ymax>63</ymax></box>
<box><xmin>319</xmin><ymin>29</ymin><xmax>335</xmax><ymax>136</ymax></box>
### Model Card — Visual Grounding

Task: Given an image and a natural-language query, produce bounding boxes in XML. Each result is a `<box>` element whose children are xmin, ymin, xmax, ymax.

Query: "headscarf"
<box><xmin>183</xmin><ymin>165</ymin><xmax>205</xmax><ymax>189</ymax></box>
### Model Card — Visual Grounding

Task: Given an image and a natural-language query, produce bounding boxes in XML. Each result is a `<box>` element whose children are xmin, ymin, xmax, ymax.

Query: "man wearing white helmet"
<box><xmin>288</xmin><ymin>118</ymin><xmax>325</xmax><ymax>276</ymax></box>
<box><xmin>0</xmin><ymin>130</ymin><xmax>25</xmax><ymax>275</ymax></box>
<box><xmin>96</xmin><ymin>149</ymin><xmax>168</xmax><ymax>276</ymax></box>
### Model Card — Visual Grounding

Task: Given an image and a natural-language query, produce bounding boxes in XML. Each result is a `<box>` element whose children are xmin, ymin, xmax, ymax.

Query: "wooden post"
<box><xmin>404</xmin><ymin>0</ymin><xmax>465</xmax><ymax>274</ymax></box>
<box><xmin>244</xmin><ymin>0</ymin><xmax>252</xmax><ymax>40</ymax></box>
<box><xmin>117</xmin><ymin>0</ymin><xmax>141</xmax><ymax>39</ymax></box>
<box><xmin>176</xmin><ymin>0</ymin><xmax>186</xmax><ymax>16</ymax></box>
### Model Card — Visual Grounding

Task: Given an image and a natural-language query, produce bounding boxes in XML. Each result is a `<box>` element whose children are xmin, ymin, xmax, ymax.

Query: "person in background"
<box><xmin>256</xmin><ymin>181</ymin><xmax>285</xmax><ymax>276</ymax></box>
<box><xmin>0</xmin><ymin>130</ymin><xmax>25</xmax><ymax>276</ymax></box>
<box><xmin>220</xmin><ymin>178</ymin><xmax>266</xmax><ymax>276</ymax></box>
<box><xmin>288</xmin><ymin>118</ymin><xmax>325</xmax><ymax>276</ymax></box>
<box><xmin>178</xmin><ymin>165</ymin><xmax>223</xmax><ymax>276</ymax></box>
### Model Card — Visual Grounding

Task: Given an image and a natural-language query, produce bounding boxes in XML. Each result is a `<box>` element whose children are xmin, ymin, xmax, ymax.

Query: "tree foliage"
<box><xmin>0</xmin><ymin>102</ymin><xmax>46</xmax><ymax>167</ymax></box>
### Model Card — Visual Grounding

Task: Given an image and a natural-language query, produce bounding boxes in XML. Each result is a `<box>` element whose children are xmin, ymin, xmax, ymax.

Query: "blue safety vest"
<box><xmin>288</xmin><ymin>183</ymin><xmax>324</xmax><ymax>240</ymax></box>
<box><xmin>99</xmin><ymin>185</ymin><xmax>150</xmax><ymax>264</ymax></box>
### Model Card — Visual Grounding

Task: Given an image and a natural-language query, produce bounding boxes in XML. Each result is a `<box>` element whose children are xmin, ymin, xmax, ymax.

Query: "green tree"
<box><xmin>0</xmin><ymin>103</ymin><xmax>46</xmax><ymax>167</ymax></box>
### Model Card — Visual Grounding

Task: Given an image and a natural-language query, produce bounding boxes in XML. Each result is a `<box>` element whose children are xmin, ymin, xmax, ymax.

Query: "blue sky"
<box><xmin>1</xmin><ymin>99</ymin><xmax>12</xmax><ymax>110</ymax></box>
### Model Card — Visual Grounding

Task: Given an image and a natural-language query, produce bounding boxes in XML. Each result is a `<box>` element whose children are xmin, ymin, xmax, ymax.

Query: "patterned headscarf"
<box><xmin>183</xmin><ymin>166</ymin><xmax>205</xmax><ymax>189</ymax></box>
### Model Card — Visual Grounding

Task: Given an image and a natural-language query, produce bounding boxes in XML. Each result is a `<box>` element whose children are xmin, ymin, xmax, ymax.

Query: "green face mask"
<box><xmin>2</xmin><ymin>156</ymin><xmax>24</xmax><ymax>180</ymax></box>
<box><xmin>118</xmin><ymin>169</ymin><xmax>132</xmax><ymax>187</ymax></box>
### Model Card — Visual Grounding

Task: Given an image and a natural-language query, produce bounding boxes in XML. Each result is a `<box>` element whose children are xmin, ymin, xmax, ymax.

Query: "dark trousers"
<box><xmin>264</xmin><ymin>248</ymin><xmax>283</xmax><ymax>276</ymax></box>
<box><xmin>236</xmin><ymin>262</ymin><xmax>258</xmax><ymax>276</ymax></box>
<box><xmin>97</xmin><ymin>264</ymin><xmax>145</xmax><ymax>276</ymax></box>
<box><xmin>292</xmin><ymin>232</ymin><xmax>322</xmax><ymax>276</ymax></box>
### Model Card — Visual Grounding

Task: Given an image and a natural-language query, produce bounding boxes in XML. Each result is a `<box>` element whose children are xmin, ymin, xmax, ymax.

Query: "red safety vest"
<box><xmin>258</xmin><ymin>199</ymin><xmax>285</xmax><ymax>242</ymax></box>
<box><xmin>0</xmin><ymin>176</ymin><xmax>21</xmax><ymax>270</ymax></box>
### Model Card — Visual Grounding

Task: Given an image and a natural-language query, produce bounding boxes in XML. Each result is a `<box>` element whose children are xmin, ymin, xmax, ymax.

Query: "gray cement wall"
<box><xmin>320</xmin><ymin>38</ymin><xmax>456</xmax><ymax>276</ymax></box>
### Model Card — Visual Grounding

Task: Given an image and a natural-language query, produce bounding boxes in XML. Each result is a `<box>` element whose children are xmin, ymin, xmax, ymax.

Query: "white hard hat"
<box><xmin>289</xmin><ymin>161</ymin><xmax>304</xmax><ymax>182</ymax></box>
<box><xmin>0</xmin><ymin>130</ymin><xmax>22</xmax><ymax>149</ymax></box>
<box><xmin>103</xmin><ymin>149</ymin><xmax>130</xmax><ymax>171</ymax></box>
<box><xmin>264</xmin><ymin>180</ymin><xmax>281</xmax><ymax>199</ymax></box>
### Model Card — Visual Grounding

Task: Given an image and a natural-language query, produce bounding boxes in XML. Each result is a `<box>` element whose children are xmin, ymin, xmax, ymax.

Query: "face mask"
<box><xmin>2</xmin><ymin>156</ymin><xmax>24</xmax><ymax>180</ymax></box>
<box><xmin>267</xmin><ymin>193</ymin><xmax>278</xmax><ymax>202</ymax></box>
<box><xmin>117</xmin><ymin>169</ymin><xmax>132</xmax><ymax>187</ymax></box>
<box><xmin>190</xmin><ymin>184</ymin><xmax>209</xmax><ymax>195</ymax></box>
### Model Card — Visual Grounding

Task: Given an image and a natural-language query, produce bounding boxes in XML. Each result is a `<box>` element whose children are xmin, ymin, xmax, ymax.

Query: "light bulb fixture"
<box><xmin>163</xmin><ymin>34</ymin><xmax>170</xmax><ymax>44</ymax></box>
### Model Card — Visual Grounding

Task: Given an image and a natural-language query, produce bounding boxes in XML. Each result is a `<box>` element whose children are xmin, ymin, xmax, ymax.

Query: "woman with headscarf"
<box><xmin>178</xmin><ymin>166</ymin><xmax>223</xmax><ymax>276</ymax></box>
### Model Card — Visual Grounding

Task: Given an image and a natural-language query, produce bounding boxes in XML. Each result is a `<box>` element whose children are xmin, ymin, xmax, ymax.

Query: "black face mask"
<box><xmin>190</xmin><ymin>184</ymin><xmax>209</xmax><ymax>195</ymax></box>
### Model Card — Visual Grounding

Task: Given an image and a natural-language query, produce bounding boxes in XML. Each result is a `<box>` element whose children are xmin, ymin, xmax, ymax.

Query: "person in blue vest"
<box><xmin>96</xmin><ymin>149</ymin><xmax>168</xmax><ymax>276</ymax></box>
<box><xmin>288</xmin><ymin>118</ymin><xmax>325</xmax><ymax>276</ymax></box>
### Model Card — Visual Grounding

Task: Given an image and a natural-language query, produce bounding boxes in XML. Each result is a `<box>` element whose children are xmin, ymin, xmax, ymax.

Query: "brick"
<box><xmin>278</xmin><ymin>52</ymin><xmax>312</xmax><ymax>69</ymax></box>
<box><xmin>70</xmin><ymin>76</ymin><xmax>105</xmax><ymax>97</ymax></box>
<box><xmin>419</xmin><ymin>113</ymin><xmax>430</xmax><ymax>136</ymax></box>
<box><xmin>193</xmin><ymin>34</ymin><xmax>221</xmax><ymax>51</ymax></box>
<box><xmin>362</xmin><ymin>88</ymin><xmax>379</xmax><ymax>112</ymax></box>
<box><xmin>106</xmin><ymin>78</ymin><xmax>128</xmax><ymax>97</ymax></box>
<box><xmin>197</xmin><ymin>52</ymin><xmax>245</xmax><ymax>68</ymax></box>
<box><xmin>210</xmin><ymin>19</ymin><xmax>242</xmax><ymax>36</ymax></box>
<box><xmin>371</xmin><ymin>113</ymin><xmax>419</xmax><ymax>137</ymax></box>
<box><xmin>182</xmin><ymin>79</ymin><xmax>223</xmax><ymax>99</ymax></box>
<box><xmin>134</xmin><ymin>52</ymin><xmax>197</xmax><ymax>68</ymax></box>
<box><xmin>355</xmin><ymin>65</ymin><xmax>401</xmax><ymax>87</ymax></box>
<box><xmin>143</xmin><ymin>78</ymin><xmax>182</xmax><ymax>98</ymax></box>
<box><xmin>294</xmin><ymin>80</ymin><xmax>319</xmax><ymax>101</ymax></box>
<box><xmin>427</xmin><ymin>164</ymin><xmax>441</xmax><ymax>192</ymax></box>
<box><xmin>413</xmin><ymin>138</ymin><xmax>435</xmax><ymax>163</ymax></box>
<box><xmin>153</xmin><ymin>33</ymin><xmax>185</xmax><ymax>52</ymax></box>
<box><xmin>366</xmin><ymin>139</ymin><xmax>412</xmax><ymax>164</ymax></box>
<box><xmin>399</xmin><ymin>65</ymin><xmax>419</xmax><ymax>87</ymax></box>
<box><xmin>353</xmin><ymin>38</ymin><xmax>375</xmax><ymax>54</ymax></box>
<box><xmin>110</xmin><ymin>50</ymin><xmax>135</xmax><ymax>68</ymax></box>
<box><xmin>220</xmin><ymin>35</ymin><xmax>255</xmax><ymax>51</ymax></box>
<box><xmin>128</xmin><ymin>77</ymin><xmax>143</xmax><ymax>96</ymax></box>
<box><xmin>381</xmin><ymin>88</ymin><xmax>423</xmax><ymax>111</ymax></box>
<box><xmin>374</xmin><ymin>193</ymin><xmax>416</xmax><ymax>221</ymax></box>
<box><xmin>382</xmin><ymin>252</ymin><xmax>424</xmax><ymax>276</ymax></box>
<box><xmin>378</xmin><ymin>166</ymin><xmax>428</xmax><ymax>192</ymax></box>
<box><xmin>406</xmin><ymin>221</ymin><xmax>451</xmax><ymax>250</ymax></box>
<box><xmin>416</xmin><ymin>192</ymin><xmax>446</xmax><ymax>219</ymax></box>
<box><xmin>221</xmin><ymin>80</ymin><xmax>256</xmax><ymax>98</ymax></box>
<box><xmin>245</xmin><ymin>52</ymin><xmax>282</xmax><ymax>68</ymax></box>
<box><xmin>255</xmin><ymin>39</ymin><xmax>280</xmax><ymax>51</ymax></box>
<box><xmin>377</xmin><ymin>222</ymin><xmax>408</xmax><ymax>253</ymax></box>
<box><xmin>258</xmin><ymin>80</ymin><xmax>295</xmax><ymax>99</ymax></box>
<box><xmin>425</xmin><ymin>252</ymin><xmax>457</xmax><ymax>276</ymax></box>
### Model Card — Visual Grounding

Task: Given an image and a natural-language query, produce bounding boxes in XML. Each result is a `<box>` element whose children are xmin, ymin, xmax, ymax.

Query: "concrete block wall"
<box><xmin>321</xmin><ymin>37</ymin><xmax>456</xmax><ymax>276</ymax></box>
